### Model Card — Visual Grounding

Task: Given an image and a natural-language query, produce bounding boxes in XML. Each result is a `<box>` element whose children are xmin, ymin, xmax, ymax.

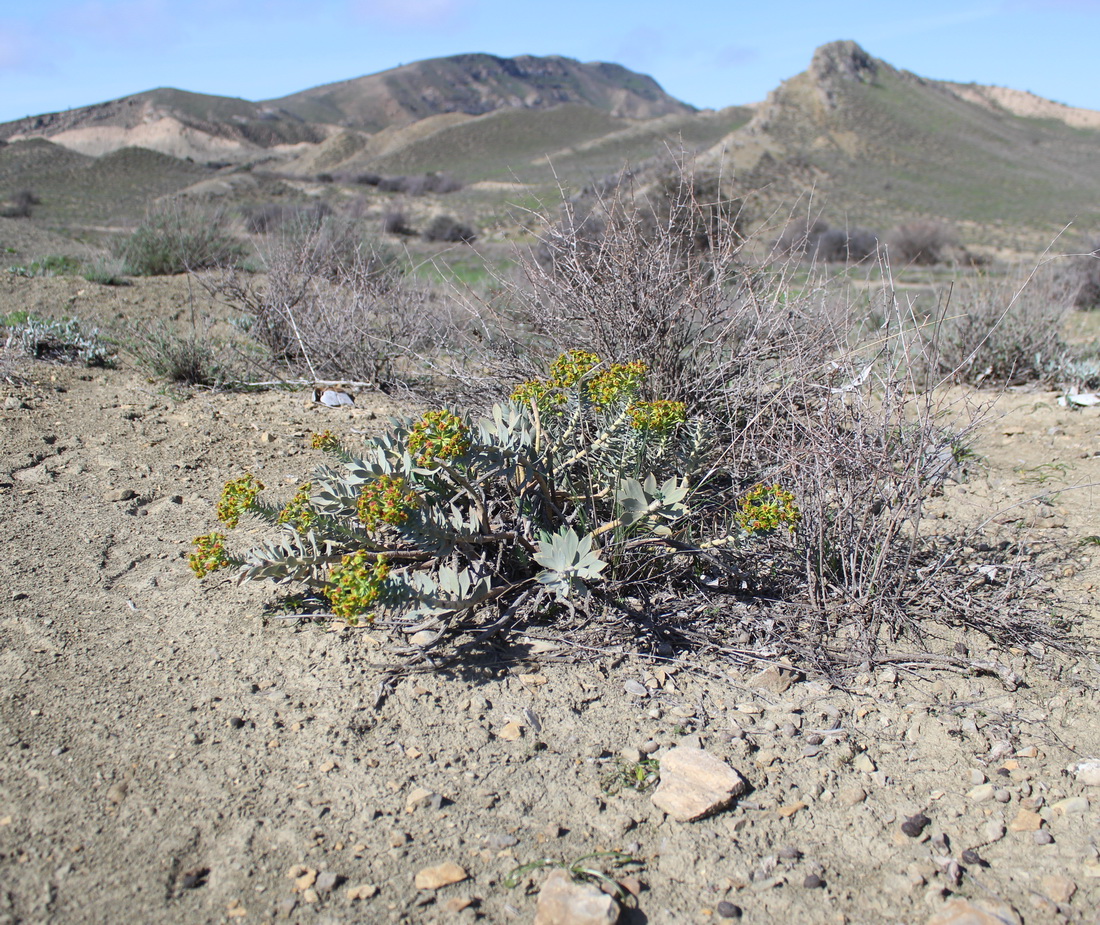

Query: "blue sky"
<box><xmin>2</xmin><ymin>0</ymin><xmax>1099</xmax><ymax>123</ymax></box>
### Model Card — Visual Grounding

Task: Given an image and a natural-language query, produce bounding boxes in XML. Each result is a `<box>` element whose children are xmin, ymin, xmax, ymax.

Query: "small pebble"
<box><xmin>314</xmin><ymin>871</ymin><xmax>342</xmax><ymax>893</ymax></box>
<box><xmin>803</xmin><ymin>874</ymin><xmax>825</xmax><ymax>889</ymax></box>
<box><xmin>806</xmin><ymin>733</ymin><xmax>824</xmax><ymax>746</ymax></box>
<box><xmin>716</xmin><ymin>900</ymin><xmax>742</xmax><ymax>918</ymax></box>
<box><xmin>901</xmin><ymin>813</ymin><xmax>930</xmax><ymax>838</ymax></box>
<box><xmin>961</xmin><ymin>849</ymin><xmax>987</xmax><ymax>867</ymax></box>
<box><xmin>993</xmin><ymin>789</ymin><xmax>1011</xmax><ymax>803</ymax></box>
<box><xmin>778</xmin><ymin>846</ymin><xmax>802</xmax><ymax>860</ymax></box>
<box><xmin>228</xmin><ymin>717</ymin><xmax>245</xmax><ymax>729</ymax></box>
<box><xmin>1033</xmin><ymin>830</ymin><xmax>1054</xmax><ymax>845</ymax></box>
<box><xmin>639</xmin><ymin>740</ymin><xmax>660</xmax><ymax>755</ymax></box>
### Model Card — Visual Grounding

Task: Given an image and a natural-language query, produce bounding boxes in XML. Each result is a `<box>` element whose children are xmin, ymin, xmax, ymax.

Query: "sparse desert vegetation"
<box><xmin>2</xmin><ymin>41</ymin><xmax>1100</xmax><ymax>925</ymax></box>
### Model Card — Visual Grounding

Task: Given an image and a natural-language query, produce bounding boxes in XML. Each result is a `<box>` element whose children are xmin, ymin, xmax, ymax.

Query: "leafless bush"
<box><xmin>924</xmin><ymin>268</ymin><xmax>1070</xmax><ymax>386</ymax></box>
<box><xmin>813</xmin><ymin>227</ymin><xmax>879</xmax><ymax>263</ymax></box>
<box><xmin>430</xmin><ymin>174</ymin><xmax>1071</xmax><ymax>666</ymax></box>
<box><xmin>376</xmin><ymin>172</ymin><xmax>462</xmax><ymax>196</ymax></box>
<box><xmin>450</xmin><ymin>168</ymin><xmax>791</xmax><ymax>418</ymax></box>
<box><xmin>884</xmin><ymin>221</ymin><xmax>956</xmax><ymax>266</ymax></box>
<box><xmin>203</xmin><ymin>221</ymin><xmax>442</xmax><ymax>387</ymax></box>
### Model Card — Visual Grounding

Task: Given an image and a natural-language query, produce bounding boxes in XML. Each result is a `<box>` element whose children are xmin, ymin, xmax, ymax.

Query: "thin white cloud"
<box><xmin>351</xmin><ymin>0</ymin><xmax>472</xmax><ymax>27</ymax></box>
<box><xmin>861</xmin><ymin>5</ymin><xmax>1000</xmax><ymax>43</ymax></box>
<box><xmin>612</xmin><ymin>26</ymin><xmax>665</xmax><ymax>70</ymax></box>
<box><xmin>50</xmin><ymin>0</ymin><xmax>176</xmax><ymax>44</ymax></box>
<box><xmin>715</xmin><ymin>45</ymin><xmax>759</xmax><ymax>68</ymax></box>
<box><xmin>0</xmin><ymin>29</ymin><xmax>34</xmax><ymax>71</ymax></box>
<box><xmin>0</xmin><ymin>19</ymin><xmax>63</xmax><ymax>80</ymax></box>
<box><xmin>1002</xmin><ymin>0</ymin><xmax>1100</xmax><ymax>9</ymax></box>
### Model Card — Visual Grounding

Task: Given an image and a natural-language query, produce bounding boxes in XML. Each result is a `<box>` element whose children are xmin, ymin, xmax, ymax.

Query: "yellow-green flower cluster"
<box><xmin>587</xmin><ymin>360</ymin><xmax>647</xmax><ymax>407</ymax></box>
<box><xmin>216</xmin><ymin>473</ymin><xmax>264</xmax><ymax>528</ymax></box>
<box><xmin>277</xmin><ymin>482</ymin><xmax>316</xmax><ymax>532</ymax></box>
<box><xmin>189</xmin><ymin>532</ymin><xmax>230</xmax><ymax>578</ymax></box>
<box><xmin>326</xmin><ymin>551</ymin><xmax>390</xmax><ymax>623</ymax></box>
<box><xmin>512</xmin><ymin>351</ymin><xmax>649</xmax><ymax>412</ymax></box>
<box><xmin>511</xmin><ymin>377</ymin><xmax>562</xmax><ymax>411</ymax></box>
<box><xmin>736</xmin><ymin>484</ymin><xmax>801</xmax><ymax>534</ymax></box>
<box><xmin>310</xmin><ymin>430</ymin><xmax>340</xmax><ymax>452</ymax></box>
<box><xmin>628</xmin><ymin>399</ymin><xmax>686</xmax><ymax>433</ymax></box>
<box><xmin>549</xmin><ymin>349</ymin><xmax>601</xmax><ymax>388</ymax></box>
<box><xmin>408</xmin><ymin>410</ymin><xmax>470</xmax><ymax>466</ymax></box>
<box><xmin>356</xmin><ymin>475</ymin><xmax>419</xmax><ymax>531</ymax></box>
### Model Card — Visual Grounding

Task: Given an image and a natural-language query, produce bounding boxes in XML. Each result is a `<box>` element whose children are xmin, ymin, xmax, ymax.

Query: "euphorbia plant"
<box><xmin>190</xmin><ymin>353</ymin><xmax>799</xmax><ymax>647</ymax></box>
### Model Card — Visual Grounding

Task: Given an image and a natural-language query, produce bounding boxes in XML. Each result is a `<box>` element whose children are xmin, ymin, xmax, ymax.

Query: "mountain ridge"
<box><xmin>2</xmin><ymin>41</ymin><xmax>1098</xmax><ymax>250</ymax></box>
<box><xmin>0</xmin><ymin>53</ymin><xmax>692</xmax><ymax>161</ymax></box>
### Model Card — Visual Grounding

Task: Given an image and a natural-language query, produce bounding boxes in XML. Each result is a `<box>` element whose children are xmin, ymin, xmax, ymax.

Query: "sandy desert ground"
<box><xmin>1</xmin><ymin>275</ymin><xmax>1099</xmax><ymax>924</ymax></box>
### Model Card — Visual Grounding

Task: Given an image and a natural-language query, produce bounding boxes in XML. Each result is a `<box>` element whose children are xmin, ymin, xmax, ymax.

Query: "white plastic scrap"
<box><xmin>1057</xmin><ymin>391</ymin><xmax>1100</xmax><ymax>408</ymax></box>
<box><xmin>313</xmin><ymin>387</ymin><xmax>355</xmax><ymax>407</ymax></box>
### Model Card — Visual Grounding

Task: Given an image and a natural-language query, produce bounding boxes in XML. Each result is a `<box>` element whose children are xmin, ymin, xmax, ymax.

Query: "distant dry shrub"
<box><xmin>775</xmin><ymin>217</ymin><xmax>829</xmax><ymax>257</ymax></box>
<box><xmin>1065</xmin><ymin>240</ymin><xmax>1100</xmax><ymax>309</ymax></box>
<box><xmin>377</xmin><ymin>172</ymin><xmax>462</xmax><ymax>196</ymax></box>
<box><xmin>423</xmin><ymin>215</ymin><xmax>477</xmax><ymax>243</ymax></box>
<box><xmin>884</xmin><ymin>221</ymin><xmax>955</xmax><ymax>266</ymax></box>
<box><xmin>243</xmin><ymin>201</ymin><xmax>332</xmax><ymax>235</ymax></box>
<box><xmin>812</xmin><ymin>227</ymin><xmax>879</xmax><ymax>263</ymax></box>
<box><xmin>924</xmin><ymin>268</ymin><xmax>1070</xmax><ymax>386</ymax></box>
<box><xmin>0</xmin><ymin>190</ymin><xmax>40</xmax><ymax>219</ymax></box>
<box><xmin>382</xmin><ymin>210</ymin><xmax>416</xmax><ymax>236</ymax></box>
<box><xmin>115</xmin><ymin>200</ymin><xmax>247</xmax><ymax>275</ymax></box>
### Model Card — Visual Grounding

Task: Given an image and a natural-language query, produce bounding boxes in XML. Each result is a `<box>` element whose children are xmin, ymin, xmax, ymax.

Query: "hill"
<box><xmin>0</xmin><ymin>55</ymin><xmax>692</xmax><ymax>166</ymax></box>
<box><xmin>268</xmin><ymin>53</ymin><xmax>693</xmax><ymax>132</ymax></box>
<box><xmin>1</xmin><ymin>42</ymin><xmax>1099</xmax><ymax>254</ymax></box>
<box><xmin>700</xmin><ymin>41</ymin><xmax>1100</xmax><ymax>248</ymax></box>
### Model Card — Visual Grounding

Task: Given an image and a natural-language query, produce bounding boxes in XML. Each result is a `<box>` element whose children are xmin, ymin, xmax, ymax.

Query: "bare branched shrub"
<box><xmin>204</xmin><ymin>219</ymin><xmax>441</xmax><ymax>387</ymax></box>
<box><xmin>924</xmin><ymin>268</ymin><xmax>1070</xmax><ymax>386</ymax></box>
<box><xmin>377</xmin><ymin>172</ymin><xmax>462</xmax><ymax>196</ymax></box>
<box><xmin>449</xmin><ymin>168</ymin><xmax>803</xmax><ymax>420</ymax></box>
